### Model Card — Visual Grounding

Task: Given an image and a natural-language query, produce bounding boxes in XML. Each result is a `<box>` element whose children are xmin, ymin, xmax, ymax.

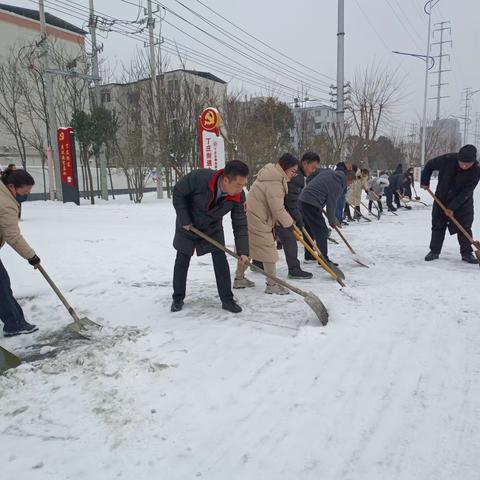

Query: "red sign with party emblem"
<box><xmin>57</xmin><ymin>127</ymin><xmax>80</xmax><ymax>205</ymax></box>
<box><xmin>199</xmin><ymin>107</ymin><xmax>225</xmax><ymax>170</ymax></box>
<box><xmin>200</xmin><ymin>107</ymin><xmax>221</xmax><ymax>132</ymax></box>
<box><xmin>57</xmin><ymin>127</ymin><xmax>75</xmax><ymax>187</ymax></box>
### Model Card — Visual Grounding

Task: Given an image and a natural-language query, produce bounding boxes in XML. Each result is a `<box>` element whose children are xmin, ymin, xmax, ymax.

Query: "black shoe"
<box><xmin>462</xmin><ymin>253</ymin><xmax>479</xmax><ymax>264</ymax></box>
<box><xmin>388</xmin><ymin>207</ymin><xmax>397</xmax><ymax>212</ymax></box>
<box><xmin>325</xmin><ymin>256</ymin><xmax>339</xmax><ymax>266</ymax></box>
<box><xmin>222</xmin><ymin>299</ymin><xmax>242</xmax><ymax>313</ymax></box>
<box><xmin>288</xmin><ymin>268</ymin><xmax>313</xmax><ymax>279</ymax></box>
<box><xmin>424</xmin><ymin>251</ymin><xmax>439</xmax><ymax>262</ymax></box>
<box><xmin>3</xmin><ymin>321</ymin><xmax>38</xmax><ymax>337</ymax></box>
<box><xmin>170</xmin><ymin>299</ymin><xmax>184</xmax><ymax>312</ymax></box>
<box><xmin>276</xmin><ymin>241</ymin><xmax>283</xmax><ymax>250</ymax></box>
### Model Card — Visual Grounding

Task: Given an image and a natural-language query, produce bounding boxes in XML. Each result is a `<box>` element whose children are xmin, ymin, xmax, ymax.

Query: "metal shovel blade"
<box><xmin>352</xmin><ymin>253</ymin><xmax>370</xmax><ymax>268</ymax></box>
<box><xmin>0</xmin><ymin>345</ymin><xmax>22</xmax><ymax>374</ymax></box>
<box><xmin>68</xmin><ymin>316</ymin><xmax>103</xmax><ymax>339</ymax></box>
<box><xmin>304</xmin><ymin>291</ymin><xmax>329</xmax><ymax>326</ymax></box>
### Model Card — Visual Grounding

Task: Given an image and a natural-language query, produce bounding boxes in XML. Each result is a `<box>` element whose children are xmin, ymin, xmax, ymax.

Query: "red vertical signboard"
<box><xmin>57</xmin><ymin>127</ymin><xmax>80</xmax><ymax>205</ymax></box>
<box><xmin>57</xmin><ymin>128</ymin><xmax>75</xmax><ymax>186</ymax></box>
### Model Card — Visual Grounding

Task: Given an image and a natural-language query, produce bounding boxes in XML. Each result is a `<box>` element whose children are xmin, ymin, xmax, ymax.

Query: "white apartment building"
<box><xmin>0</xmin><ymin>3</ymin><xmax>86</xmax><ymax>167</ymax></box>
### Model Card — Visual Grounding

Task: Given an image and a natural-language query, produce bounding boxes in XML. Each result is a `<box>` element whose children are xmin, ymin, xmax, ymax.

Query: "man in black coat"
<box><xmin>299</xmin><ymin>167</ymin><xmax>346</xmax><ymax>264</ymax></box>
<box><xmin>171</xmin><ymin>160</ymin><xmax>250</xmax><ymax>313</ymax></box>
<box><xmin>275</xmin><ymin>151</ymin><xmax>320</xmax><ymax>279</ymax></box>
<box><xmin>421</xmin><ymin>144</ymin><xmax>480</xmax><ymax>264</ymax></box>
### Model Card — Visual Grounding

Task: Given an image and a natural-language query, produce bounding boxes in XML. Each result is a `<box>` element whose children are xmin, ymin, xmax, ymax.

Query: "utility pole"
<box><xmin>336</xmin><ymin>0</ymin><xmax>345</xmax><ymax>161</ymax></box>
<box><xmin>420</xmin><ymin>0</ymin><xmax>438</xmax><ymax>167</ymax></box>
<box><xmin>474</xmin><ymin>112</ymin><xmax>480</xmax><ymax>146</ymax></box>
<box><xmin>89</xmin><ymin>0</ymin><xmax>108</xmax><ymax>201</ymax></box>
<box><xmin>39</xmin><ymin>0</ymin><xmax>61</xmax><ymax>201</ymax></box>
<box><xmin>430</xmin><ymin>21</ymin><xmax>452</xmax><ymax>120</ymax></box>
<box><xmin>145</xmin><ymin>0</ymin><xmax>163</xmax><ymax>199</ymax></box>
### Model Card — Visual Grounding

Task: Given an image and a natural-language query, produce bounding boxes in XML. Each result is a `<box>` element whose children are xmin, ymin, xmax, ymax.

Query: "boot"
<box><xmin>170</xmin><ymin>299</ymin><xmax>184</xmax><ymax>312</ymax></box>
<box><xmin>325</xmin><ymin>256</ymin><xmax>339</xmax><ymax>266</ymax></box>
<box><xmin>288</xmin><ymin>268</ymin><xmax>313</xmax><ymax>279</ymax></box>
<box><xmin>424</xmin><ymin>251</ymin><xmax>439</xmax><ymax>262</ymax></box>
<box><xmin>461</xmin><ymin>253</ymin><xmax>479</xmax><ymax>264</ymax></box>
<box><xmin>265</xmin><ymin>283</ymin><xmax>290</xmax><ymax>295</ymax></box>
<box><xmin>222</xmin><ymin>299</ymin><xmax>242</xmax><ymax>313</ymax></box>
<box><xmin>276</xmin><ymin>241</ymin><xmax>283</xmax><ymax>250</ymax></box>
<box><xmin>233</xmin><ymin>277</ymin><xmax>255</xmax><ymax>289</ymax></box>
<box><xmin>3</xmin><ymin>321</ymin><xmax>38</xmax><ymax>337</ymax></box>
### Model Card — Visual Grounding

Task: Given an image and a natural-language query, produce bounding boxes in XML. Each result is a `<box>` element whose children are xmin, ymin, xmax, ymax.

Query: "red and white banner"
<box><xmin>199</xmin><ymin>107</ymin><xmax>225</xmax><ymax>170</ymax></box>
<box><xmin>57</xmin><ymin>127</ymin><xmax>75</xmax><ymax>187</ymax></box>
<box><xmin>413</xmin><ymin>166</ymin><xmax>421</xmax><ymax>184</ymax></box>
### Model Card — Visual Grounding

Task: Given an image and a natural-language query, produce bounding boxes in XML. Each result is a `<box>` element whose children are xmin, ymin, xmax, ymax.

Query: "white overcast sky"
<box><xmin>13</xmin><ymin>0</ymin><xmax>480</xmax><ymax>135</ymax></box>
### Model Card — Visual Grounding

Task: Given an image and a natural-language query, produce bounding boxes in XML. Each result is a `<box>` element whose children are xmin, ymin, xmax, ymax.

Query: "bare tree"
<box><xmin>349</xmin><ymin>63</ymin><xmax>404</xmax><ymax>168</ymax></box>
<box><xmin>0</xmin><ymin>50</ymin><xmax>28</xmax><ymax>168</ymax></box>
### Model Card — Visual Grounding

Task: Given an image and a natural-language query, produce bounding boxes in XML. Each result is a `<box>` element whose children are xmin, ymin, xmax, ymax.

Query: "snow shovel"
<box><xmin>188</xmin><ymin>225</ymin><xmax>329</xmax><ymax>325</ymax></box>
<box><xmin>295</xmin><ymin>226</ymin><xmax>346</xmax><ymax>284</ymax></box>
<box><xmin>426</xmin><ymin>188</ymin><xmax>480</xmax><ymax>265</ymax></box>
<box><xmin>322</xmin><ymin>210</ymin><xmax>369</xmax><ymax>268</ymax></box>
<box><xmin>399</xmin><ymin>191</ymin><xmax>427</xmax><ymax>207</ymax></box>
<box><xmin>346</xmin><ymin>201</ymin><xmax>372</xmax><ymax>222</ymax></box>
<box><xmin>361</xmin><ymin>200</ymin><xmax>380</xmax><ymax>220</ymax></box>
<box><xmin>412</xmin><ymin>183</ymin><xmax>422</xmax><ymax>201</ymax></box>
<box><xmin>0</xmin><ymin>345</ymin><xmax>21</xmax><ymax>374</ymax></box>
<box><xmin>37</xmin><ymin>265</ymin><xmax>102</xmax><ymax>338</ymax></box>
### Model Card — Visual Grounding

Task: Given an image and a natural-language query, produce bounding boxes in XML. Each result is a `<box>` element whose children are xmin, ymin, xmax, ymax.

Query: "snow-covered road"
<box><xmin>1</xmin><ymin>188</ymin><xmax>479</xmax><ymax>479</ymax></box>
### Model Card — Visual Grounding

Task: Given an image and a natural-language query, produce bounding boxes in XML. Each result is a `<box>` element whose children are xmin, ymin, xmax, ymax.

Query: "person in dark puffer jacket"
<box><xmin>421</xmin><ymin>144</ymin><xmax>480</xmax><ymax>264</ymax></box>
<box><xmin>171</xmin><ymin>160</ymin><xmax>250</xmax><ymax>313</ymax></box>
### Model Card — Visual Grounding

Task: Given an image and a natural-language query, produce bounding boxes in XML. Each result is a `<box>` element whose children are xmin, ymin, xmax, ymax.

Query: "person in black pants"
<box><xmin>299</xmin><ymin>167</ymin><xmax>346</xmax><ymax>264</ymax></box>
<box><xmin>0</xmin><ymin>167</ymin><xmax>40</xmax><ymax>337</ymax></box>
<box><xmin>276</xmin><ymin>151</ymin><xmax>320</xmax><ymax>279</ymax></box>
<box><xmin>171</xmin><ymin>160</ymin><xmax>250</xmax><ymax>313</ymax></box>
<box><xmin>421</xmin><ymin>144</ymin><xmax>480</xmax><ymax>264</ymax></box>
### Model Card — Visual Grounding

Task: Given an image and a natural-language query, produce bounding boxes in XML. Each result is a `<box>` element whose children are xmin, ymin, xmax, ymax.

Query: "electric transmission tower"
<box><xmin>430</xmin><ymin>21</ymin><xmax>452</xmax><ymax>121</ymax></box>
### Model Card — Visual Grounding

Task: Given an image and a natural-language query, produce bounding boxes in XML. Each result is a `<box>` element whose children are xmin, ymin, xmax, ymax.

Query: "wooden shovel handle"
<box><xmin>320</xmin><ymin>209</ymin><xmax>356</xmax><ymax>255</ymax></box>
<box><xmin>425</xmin><ymin>188</ymin><xmax>476</xmax><ymax>244</ymax></box>
<box><xmin>37</xmin><ymin>265</ymin><xmax>81</xmax><ymax>323</ymax></box>
<box><xmin>188</xmin><ymin>225</ymin><xmax>309</xmax><ymax>298</ymax></box>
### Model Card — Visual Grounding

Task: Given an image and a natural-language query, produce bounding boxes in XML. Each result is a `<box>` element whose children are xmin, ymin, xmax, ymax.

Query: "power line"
<box><xmin>118</xmin><ymin>0</ymin><xmax>332</xmax><ymax>97</ymax></box>
<box><xmin>385</xmin><ymin>0</ymin><xmax>423</xmax><ymax>50</ymax></box>
<box><xmin>42</xmin><ymin>0</ymin><xmax>329</xmax><ymax>100</ymax></box>
<box><xmin>43</xmin><ymin>0</ymin><xmax>332</xmax><ymax>100</ymax></box>
<box><xmin>391</xmin><ymin>0</ymin><xmax>425</xmax><ymax>47</ymax></box>
<box><xmin>193</xmin><ymin>0</ymin><xmax>337</xmax><ymax>83</ymax></box>
<box><xmin>172</xmin><ymin>0</ymin><xmax>333</xmax><ymax>88</ymax></box>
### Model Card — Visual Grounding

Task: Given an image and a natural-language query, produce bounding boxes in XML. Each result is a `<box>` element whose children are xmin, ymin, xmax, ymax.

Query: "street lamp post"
<box><xmin>392</xmin><ymin>50</ymin><xmax>435</xmax><ymax>166</ymax></box>
<box><xmin>392</xmin><ymin>0</ymin><xmax>439</xmax><ymax>166</ymax></box>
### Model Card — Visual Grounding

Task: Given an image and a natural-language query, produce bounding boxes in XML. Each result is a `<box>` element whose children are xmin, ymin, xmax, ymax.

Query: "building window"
<box><xmin>174</xmin><ymin>79</ymin><xmax>179</xmax><ymax>90</ymax></box>
<box><xmin>168</xmin><ymin>80</ymin><xmax>174</xmax><ymax>92</ymax></box>
<box><xmin>205</xmin><ymin>86</ymin><xmax>210</xmax><ymax>97</ymax></box>
<box><xmin>101</xmin><ymin>91</ymin><xmax>111</xmax><ymax>103</ymax></box>
<box><xmin>195</xmin><ymin>84</ymin><xmax>200</xmax><ymax>95</ymax></box>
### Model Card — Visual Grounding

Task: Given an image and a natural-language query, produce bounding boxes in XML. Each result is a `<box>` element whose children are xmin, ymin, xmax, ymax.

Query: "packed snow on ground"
<box><xmin>1</xmin><ymin>184</ymin><xmax>480</xmax><ymax>480</ymax></box>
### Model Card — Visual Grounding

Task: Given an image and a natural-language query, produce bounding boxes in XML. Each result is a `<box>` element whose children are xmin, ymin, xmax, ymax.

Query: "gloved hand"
<box><xmin>28</xmin><ymin>255</ymin><xmax>41</xmax><ymax>268</ymax></box>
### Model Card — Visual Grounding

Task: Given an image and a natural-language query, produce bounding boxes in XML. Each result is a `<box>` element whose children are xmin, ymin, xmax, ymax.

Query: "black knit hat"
<box><xmin>458</xmin><ymin>144</ymin><xmax>477</xmax><ymax>163</ymax></box>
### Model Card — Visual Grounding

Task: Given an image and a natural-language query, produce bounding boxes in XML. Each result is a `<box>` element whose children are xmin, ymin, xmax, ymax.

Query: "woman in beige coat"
<box><xmin>346</xmin><ymin>168</ymin><xmax>369</xmax><ymax>220</ymax></box>
<box><xmin>246</xmin><ymin>153</ymin><xmax>298</xmax><ymax>294</ymax></box>
<box><xmin>0</xmin><ymin>167</ymin><xmax>40</xmax><ymax>336</ymax></box>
